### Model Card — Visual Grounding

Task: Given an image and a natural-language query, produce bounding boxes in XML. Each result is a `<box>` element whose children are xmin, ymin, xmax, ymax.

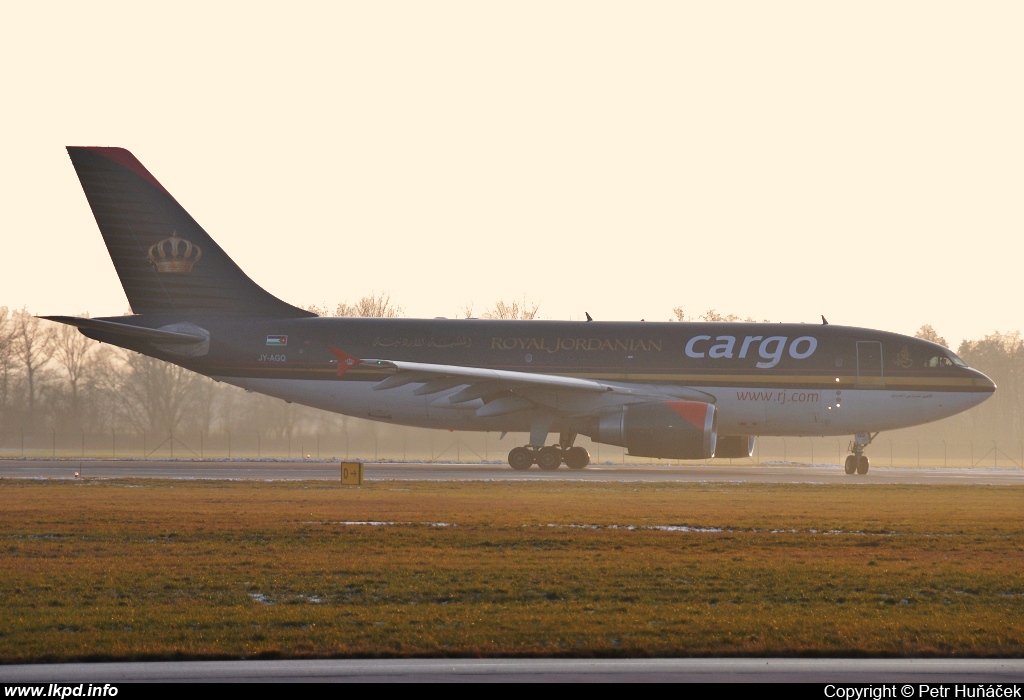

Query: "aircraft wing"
<box><xmin>329</xmin><ymin>347</ymin><xmax>714</xmax><ymax>418</ymax></box>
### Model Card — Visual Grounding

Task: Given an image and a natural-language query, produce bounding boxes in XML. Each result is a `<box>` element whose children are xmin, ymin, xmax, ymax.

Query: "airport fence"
<box><xmin>0</xmin><ymin>427</ymin><xmax>1021</xmax><ymax>468</ymax></box>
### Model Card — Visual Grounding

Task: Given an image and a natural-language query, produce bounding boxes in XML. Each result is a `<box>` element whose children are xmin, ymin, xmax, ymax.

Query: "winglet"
<box><xmin>327</xmin><ymin>346</ymin><xmax>363</xmax><ymax>377</ymax></box>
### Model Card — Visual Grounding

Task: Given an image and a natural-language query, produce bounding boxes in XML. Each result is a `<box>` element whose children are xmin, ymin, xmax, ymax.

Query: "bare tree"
<box><xmin>483</xmin><ymin>297</ymin><xmax>540</xmax><ymax>320</ymax></box>
<box><xmin>335</xmin><ymin>292</ymin><xmax>403</xmax><ymax>318</ymax></box>
<box><xmin>0</xmin><ymin>307</ymin><xmax>13</xmax><ymax>418</ymax></box>
<box><xmin>46</xmin><ymin>317</ymin><xmax>97</xmax><ymax>428</ymax></box>
<box><xmin>73</xmin><ymin>344</ymin><xmax>122</xmax><ymax>432</ymax></box>
<box><xmin>11</xmin><ymin>309</ymin><xmax>55</xmax><ymax>421</ymax></box>
<box><xmin>671</xmin><ymin>307</ymin><xmax>764</xmax><ymax>322</ymax></box>
<box><xmin>106</xmin><ymin>350</ymin><xmax>212</xmax><ymax>438</ymax></box>
<box><xmin>237</xmin><ymin>391</ymin><xmax>301</xmax><ymax>441</ymax></box>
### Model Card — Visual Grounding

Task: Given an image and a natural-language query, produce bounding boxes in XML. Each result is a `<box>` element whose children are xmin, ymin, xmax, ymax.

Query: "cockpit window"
<box><xmin>926</xmin><ymin>353</ymin><xmax>967</xmax><ymax>369</ymax></box>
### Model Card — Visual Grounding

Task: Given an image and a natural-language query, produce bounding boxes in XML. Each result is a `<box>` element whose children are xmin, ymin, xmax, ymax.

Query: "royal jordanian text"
<box><xmin>823</xmin><ymin>686</ymin><xmax>1021</xmax><ymax>699</ymax></box>
<box><xmin>491</xmin><ymin>337</ymin><xmax>663</xmax><ymax>353</ymax></box>
<box><xmin>4</xmin><ymin>685</ymin><xmax>118</xmax><ymax>698</ymax></box>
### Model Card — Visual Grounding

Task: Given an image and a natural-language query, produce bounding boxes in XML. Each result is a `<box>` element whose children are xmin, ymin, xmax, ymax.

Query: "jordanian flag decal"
<box><xmin>266</xmin><ymin>335</ymin><xmax>288</xmax><ymax>346</ymax></box>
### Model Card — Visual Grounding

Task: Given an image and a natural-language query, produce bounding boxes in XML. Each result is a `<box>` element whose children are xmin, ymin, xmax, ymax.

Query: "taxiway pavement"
<box><xmin>1</xmin><ymin>459</ymin><xmax>1022</xmax><ymax>485</ymax></box>
<box><xmin>2</xmin><ymin>658</ymin><xmax>1024</xmax><ymax>683</ymax></box>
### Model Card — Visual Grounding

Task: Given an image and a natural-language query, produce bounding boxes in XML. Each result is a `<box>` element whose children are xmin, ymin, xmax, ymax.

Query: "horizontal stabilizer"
<box><xmin>41</xmin><ymin>316</ymin><xmax>207</xmax><ymax>344</ymax></box>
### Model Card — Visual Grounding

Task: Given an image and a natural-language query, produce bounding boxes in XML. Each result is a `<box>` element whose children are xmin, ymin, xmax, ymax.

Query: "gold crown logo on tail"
<box><xmin>148</xmin><ymin>232</ymin><xmax>202</xmax><ymax>273</ymax></box>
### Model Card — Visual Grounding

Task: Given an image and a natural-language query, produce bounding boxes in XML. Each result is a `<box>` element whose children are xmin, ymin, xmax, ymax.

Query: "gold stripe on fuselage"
<box><xmin>207</xmin><ymin>363</ymin><xmax>990</xmax><ymax>392</ymax></box>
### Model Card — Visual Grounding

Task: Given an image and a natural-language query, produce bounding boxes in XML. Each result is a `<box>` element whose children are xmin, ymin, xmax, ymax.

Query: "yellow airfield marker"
<box><xmin>340</xmin><ymin>461</ymin><xmax>363</xmax><ymax>485</ymax></box>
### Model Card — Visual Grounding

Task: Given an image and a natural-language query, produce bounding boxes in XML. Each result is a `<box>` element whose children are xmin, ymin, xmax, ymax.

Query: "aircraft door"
<box><xmin>856</xmin><ymin>341</ymin><xmax>884</xmax><ymax>386</ymax></box>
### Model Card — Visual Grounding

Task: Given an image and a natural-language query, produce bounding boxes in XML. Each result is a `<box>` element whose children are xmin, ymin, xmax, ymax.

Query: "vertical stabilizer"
<box><xmin>67</xmin><ymin>147</ymin><xmax>314</xmax><ymax>318</ymax></box>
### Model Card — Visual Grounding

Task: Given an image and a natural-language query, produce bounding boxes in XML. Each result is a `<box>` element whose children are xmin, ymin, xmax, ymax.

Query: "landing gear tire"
<box><xmin>537</xmin><ymin>446</ymin><xmax>562</xmax><ymax>471</ymax></box>
<box><xmin>846</xmin><ymin>432</ymin><xmax>876</xmax><ymax>476</ymax></box>
<box><xmin>508</xmin><ymin>447</ymin><xmax>534</xmax><ymax>471</ymax></box>
<box><xmin>564</xmin><ymin>446</ymin><xmax>590</xmax><ymax>470</ymax></box>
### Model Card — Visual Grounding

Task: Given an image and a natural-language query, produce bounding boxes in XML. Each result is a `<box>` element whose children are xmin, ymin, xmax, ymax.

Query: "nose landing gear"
<box><xmin>506</xmin><ymin>431</ymin><xmax>591</xmax><ymax>470</ymax></box>
<box><xmin>844</xmin><ymin>454</ymin><xmax>869</xmax><ymax>475</ymax></box>
<box><xmin>844</xmin><ymin>431</ymin><xmax>877</xmax><ymax>475</ymax></box>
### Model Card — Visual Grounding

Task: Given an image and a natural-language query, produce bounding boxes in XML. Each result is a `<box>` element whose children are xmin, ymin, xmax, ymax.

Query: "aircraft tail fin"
<box><xmin>66</xmin><ymin>147</ymin><xmax>314</xmax><ymax>318</ymax></box>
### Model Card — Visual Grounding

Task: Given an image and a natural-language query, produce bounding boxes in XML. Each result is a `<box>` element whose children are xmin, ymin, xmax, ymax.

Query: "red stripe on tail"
<box><xmin>69</xmin><ymin>147</ymin><xmax>178</xmax><ymax>202</ymax></box>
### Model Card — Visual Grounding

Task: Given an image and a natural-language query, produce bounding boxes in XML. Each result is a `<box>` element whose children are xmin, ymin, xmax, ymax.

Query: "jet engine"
<box><xmin>592</xmin><ymin>401</ymin><xmax>717</xmax><ymax>459</ymax></box>
<box><xmin>714</xmin><ymin>435</ymin><xmax>756</xmax><ymax>459</ymax></box>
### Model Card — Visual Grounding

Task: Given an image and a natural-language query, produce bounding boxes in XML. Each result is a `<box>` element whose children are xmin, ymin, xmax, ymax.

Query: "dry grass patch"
<box><xmin>1</xmin><ymin>479</ymin><xmax>1022</xmax><ymax>660</ymax></box>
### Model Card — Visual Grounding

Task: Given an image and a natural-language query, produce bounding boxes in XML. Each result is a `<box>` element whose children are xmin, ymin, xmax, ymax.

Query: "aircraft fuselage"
<box><xmin>87</xmin><ymin>314</ymin><xmax>995</xmax><ymax>438</ymax></box>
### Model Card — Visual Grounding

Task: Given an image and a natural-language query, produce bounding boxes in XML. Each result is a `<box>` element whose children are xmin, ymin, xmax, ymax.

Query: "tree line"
<box><xmin>0</xmin><ymin>301</ymin><xmax>1020</xmax><ymax>448</ymax></box>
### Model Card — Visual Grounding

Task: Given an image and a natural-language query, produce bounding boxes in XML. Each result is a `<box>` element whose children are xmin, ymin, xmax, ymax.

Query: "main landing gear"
<box><xmin>844</xmin><ymin>431</ymin><xmax>877</xmax><ymax>475</ymax></box>
<box><xmin>508</xmin><ymin>431</ymin><xmax>590</xmax><ymax>471</ymax></box>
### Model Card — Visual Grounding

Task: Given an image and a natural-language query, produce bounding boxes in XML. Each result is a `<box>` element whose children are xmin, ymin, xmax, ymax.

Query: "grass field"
<box><xmin>1</xmin><ymin>478</ymin><xmax>1022</xmax><ymax>661</ymax></box>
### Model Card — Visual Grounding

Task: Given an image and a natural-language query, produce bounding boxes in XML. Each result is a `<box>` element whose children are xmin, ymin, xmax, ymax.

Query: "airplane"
<box><xmin>46</xmin><ymin>147</ymin><xmax>997</xmax><ymax>475</ymax></box>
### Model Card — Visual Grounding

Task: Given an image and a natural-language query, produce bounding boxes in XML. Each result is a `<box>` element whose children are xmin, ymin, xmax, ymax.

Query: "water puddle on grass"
<box><xmin>545</xmin><ymin>523</ymin><xmax>725</xmax><ymax>533</ymax></box>
<box><xmin>292</xmin><ymin>521</ymin><xmax>990</xmax><ymax>538</ymax></box>
<box><xmin>541</xmin><ymin>523</ymin><xmax>916</xmax><ymax>536</ymax></box>
<box><xmin>300</xmin><ymin>521</ymin><xmax>455</xmax><ymax>528</ymax></box>
<box><xmin>249</xmin><ymin>592</ymin><xmax>323</xmax><ymax>605</ymax></box>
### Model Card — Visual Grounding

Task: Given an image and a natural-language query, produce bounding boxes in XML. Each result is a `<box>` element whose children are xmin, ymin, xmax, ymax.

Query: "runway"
<box><xmin>2</xmin><ymin>658</ymin><xmax>1023</xmax><ymax>683</ymax></box>
<box><xmin>1</xmin><ymin>458</ymin><xmax>1022</xmax><ymax>485</ymax></box>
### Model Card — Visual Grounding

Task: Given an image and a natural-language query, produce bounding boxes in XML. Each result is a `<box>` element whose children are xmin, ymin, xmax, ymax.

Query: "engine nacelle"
<box><xmin>715</xmin><ymin>435</ymin><xmax>756</xmax><ymax>459</ymax></box>
<box><xmin>593</xmin><ymin>401</ymin><xmax>717</xmax><ymax>460</ymax></box>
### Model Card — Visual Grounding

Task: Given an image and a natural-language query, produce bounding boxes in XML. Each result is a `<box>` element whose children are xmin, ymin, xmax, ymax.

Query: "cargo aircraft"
<box><xmin>48</xmin><ymin>147</ymin><xmax>996</xmax><ymax>474</ymax></box>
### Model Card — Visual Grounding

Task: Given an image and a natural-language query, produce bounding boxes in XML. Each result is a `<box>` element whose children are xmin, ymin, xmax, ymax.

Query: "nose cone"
<box><xmin>949</xmin><ymin>368</ymin><xmax>997</xmax><ymax>416</ymax></box>
<box><xmin>970</xmin><ymin>368</ymin><xmax>997</xmax><ymax>394</ymax></box>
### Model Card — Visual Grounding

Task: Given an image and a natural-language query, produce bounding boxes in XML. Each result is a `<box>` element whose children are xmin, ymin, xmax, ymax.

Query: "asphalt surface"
<box><xmin>2</xmin><ymin>458</ymin><xmax>1023</xmax><ymax>484</ymax></box>
<box><xmin>2</xmin><ymin>658</ymin><xmax>1024</xmax><ymax>683</ymax></box>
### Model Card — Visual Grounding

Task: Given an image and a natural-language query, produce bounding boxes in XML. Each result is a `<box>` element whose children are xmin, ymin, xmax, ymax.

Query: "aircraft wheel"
<box><xmin>856</xmin><ymin>456</ymin><xmax>870</xmax><ymax>475</ymax></box>
<box><xmin>844</xmin><ymin>455</ymin><xmax>857</xmax><ymax>475</ymax></box>
<box><xmin>508</xmin><ymin>447</ymin><xmax>534</xmax><ymax>471</ymax></box>
<box><xmin>564</xmin><ymin>446</ymin><xmax>590</xmax><ymax>470</ymax></box>
<box><xmin>537</xmin><ymin>446</ymin><xmax>562</xmax><ymax>471</ymax></box>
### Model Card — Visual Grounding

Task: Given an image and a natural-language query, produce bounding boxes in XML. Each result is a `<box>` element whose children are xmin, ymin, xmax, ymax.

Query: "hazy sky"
<box><xmin>3</xmin><ymin>2</ymin><xmax>1021</xmax><ymax>349</ymax></box>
